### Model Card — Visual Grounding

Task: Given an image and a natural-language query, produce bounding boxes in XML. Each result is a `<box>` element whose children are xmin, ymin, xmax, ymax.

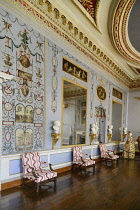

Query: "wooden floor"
<box><xmin>1</xmin><ymin>158</ymin><xmax>140</xmax><ymax>210</ymax></box>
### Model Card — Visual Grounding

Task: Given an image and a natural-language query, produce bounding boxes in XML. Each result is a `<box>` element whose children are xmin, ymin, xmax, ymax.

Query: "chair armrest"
<box><xmin>107</xmin><ymin>150</ymin><xmax>115</xmax><ymax>155</ymax></box>
<box><xmin>32</xmin><ymin>168</ymin><xmax>39</xmax><ymax>178</ymax></box>
<box><xmin>41</xmin><ymin>161</ymin><xmax>54</xmax><ymax>171</ymax></box>
<box><xmin>81</xmin><ymin>156</ymin><xmax>93</xmax><ymax>162</ymax></box>
<box><xmin>107</xmin><ymin>150</ymin><xmax>114</xmax><ymax>152</ymax></box>
<box><xmin>89</xmin><ymin>155</ymin><xmax>93</xmax><ymax>160</ymax></box>
<box><xmin>81</xmin><ymin>157</ymin><xmax>86</xmax><ymax>163</ymax></box>
<box><xmin>82</xmin><ymin>153</ymin><xmax>93</xmax><ymax>160</ymax></box>
<box><xmin>48</xmin><ymin>163</ymin><xmax>54</xmax><ymax>171</ymax></box>
<box><xmin>23</xmin><ymin>165</ymin><xmax>39</xmax><ymax>178</ymax></box>
<box><xmin>82</xmin><ymin>153</ymin><xmax>89</xmax><ymax>156</ymax></box>
<box><xmin>41</xmin><ymin>161</ymin><xmax>50</xmax><ymax>165</ymax></box>
<box><xmin>23</xmin><ymin>165</ymin><xmax>33</xmax><ymax>170</ymax></box>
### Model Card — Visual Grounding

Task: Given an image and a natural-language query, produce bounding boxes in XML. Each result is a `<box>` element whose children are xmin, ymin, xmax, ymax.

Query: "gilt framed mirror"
<box><xmin>62</xmin><ymin>78</ymin><xmax>87</xmax><ymax>146</ymax></box>
<box><xmin>112</xmin><ymin>100</ymin><xmax>122</xmax><ymax>141</ymax></box>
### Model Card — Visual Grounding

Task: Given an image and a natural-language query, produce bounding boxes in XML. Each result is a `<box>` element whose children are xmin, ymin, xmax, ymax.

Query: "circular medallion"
<box><xmin>36</xmin><ymin>108</ymin><xmax>42</xmax><ymax>115</ymax></box>
<box><xmin>4</xmin><ymin>102</ymin><xmax>13</xmax><ymax>111</ymax></box>
<box><xmin>96</xmin><ymin>86</ymin><xmax>106</xmax><ymax>101</ymax></box>
<box><xmin>19</xmin><ymin>55</ymin><xmax>30</xmax><ymax>68</ymax></box>
<box><xmin>4</xmin><ymin>85</ymin><xmax>13</xmax><ymax>94</ymax></box>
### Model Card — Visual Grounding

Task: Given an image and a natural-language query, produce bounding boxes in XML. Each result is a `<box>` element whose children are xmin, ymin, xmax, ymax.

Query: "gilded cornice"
<box><xmin>127</xmin><ymin>63</ymin><xmax>140</xmax><ymax>75</ymax></box>
<box><xmin>112</xmin><ymin>0</ymin><xmax>140</xmax><ymax>64</ymax></box>
<box><xmin>7</xmin><ymin>0</ymin><xmax>134</xmax><ymax>88</ymax></box>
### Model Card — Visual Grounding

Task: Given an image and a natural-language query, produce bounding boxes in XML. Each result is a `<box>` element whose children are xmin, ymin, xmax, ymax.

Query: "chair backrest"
<box><xmin>22</xmin><ymin>152</ymin><xmax>42</xmax><ymax>174</ymax></box>
<box><xmin>99</xmin><ymin>144</ymin><xmax>107</xmax><ymax>157</ymax></box>
<box><xmin>73</xmin><ymin>146</ymin><xmax>83</xmax><ymax>162</ymax></box>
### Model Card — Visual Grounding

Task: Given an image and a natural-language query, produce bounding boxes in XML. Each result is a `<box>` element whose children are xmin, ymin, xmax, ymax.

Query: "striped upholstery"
<box><xmin>22</xmin><ymin>152</ymin><xmax>57</xmax><ymax>183</ymax></box>
<box><xmin>99</xmin><ymin>144</ymin><xmax>119</xmax><ymax>160</ymax></box>
<box><xmin>73</xmin><ymin>146</ymin><xmax>95</xmax><ymax>166</ymax></box>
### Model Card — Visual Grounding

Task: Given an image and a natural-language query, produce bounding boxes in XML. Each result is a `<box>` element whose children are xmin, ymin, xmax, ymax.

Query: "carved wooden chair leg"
<box><xmin>22</xmin><ymin>177</ymin><xmax>25</xmax><ymax>187</ymax></box>
<box><xmin>84</xmin><ymin>167</ymin><xmax>87</xmax><ymax>174</ymax></box>
<box><xmin>54</xmin><ymin>177</ymin><xmax>57</xmax><ymax>187</ymax></box>
<box><xmin>37</xmin><ymin>183</ymin><xmax>40</xmax><ymax>192</ymax></box>
<box><xmin>71</xmin><ymin>164</ymin><xmax>76</xmax><ymax>171</ymax></box>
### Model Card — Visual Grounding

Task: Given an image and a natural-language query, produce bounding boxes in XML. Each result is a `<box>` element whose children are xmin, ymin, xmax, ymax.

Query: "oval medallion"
<box><xmin>5</xmin><ymin>131</ymin><xmax>11</xmax><ymax>141</ymax></box>
<box><xmin>19</xmin><ymin>55</ymin><xmax>30</xmax><ymax>68</ymax></box>
<box><xmin>36</xmin><ymin>108</ymin><xmax>42</xmax><ymax>115</ymax></box>
<box><xmin>4</xmin><ymin>102</ymin><xmax>13</xmax><ymax>111</ymax></box>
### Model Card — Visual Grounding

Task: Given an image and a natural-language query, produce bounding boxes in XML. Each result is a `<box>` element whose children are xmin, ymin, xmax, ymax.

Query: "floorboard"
<box><xmin>0</xmin><ymin>159</ymin><xmax>140</xmax><ymax>210</ymax></box>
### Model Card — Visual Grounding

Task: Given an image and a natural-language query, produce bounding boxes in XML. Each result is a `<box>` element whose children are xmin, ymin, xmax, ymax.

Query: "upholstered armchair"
<box><xmin>22</xmin><ymin>152</ymin><xmax>57</xmax><ymax>192</ymax></box>
<box><xmin>72</xmin><ymin>146</ymin><xmax>95</xmax><ymax>172</ymax></box>
<box><xmin>99</xmin><ymin>144</ymin><xmax>119</xmax><ymax>164</ymax></box>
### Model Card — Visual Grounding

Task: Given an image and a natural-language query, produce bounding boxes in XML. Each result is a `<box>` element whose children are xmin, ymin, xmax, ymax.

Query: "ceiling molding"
<box><xmin>127</xmin><ymin>63</ymin><xmax>140</xmax><ymax>75</ymax></box>
<box><xmin>112</xmin><ymin>0</ymin><xmax>140</xmax><ymax>64</ymax></box>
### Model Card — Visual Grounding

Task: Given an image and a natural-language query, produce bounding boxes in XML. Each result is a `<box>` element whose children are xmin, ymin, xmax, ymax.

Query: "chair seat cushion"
<box><xmin>102</xmin><ymin>154</ymin><xmax>119</xmax><ymax>160</ymax></box>
<box><xmin>23</xmin><ymin>169</ymin><xmax>57</xmax><ymax>183</ymax></box>
<box><xmin>74</xmin><ymin>159</ymin><xmax>95</xmax><ymax>166</ymax></box>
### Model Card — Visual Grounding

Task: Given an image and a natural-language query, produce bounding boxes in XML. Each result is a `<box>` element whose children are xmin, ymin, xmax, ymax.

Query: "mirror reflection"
<box><xmin>112</xmin><ymin>100</ymin><xmax>122</xmax><ymax>141</ymax></box>
<box><xmin>95</xmin><ymin>106</ymin><xmax>106</xmax><ymax>144</ymax></box>
<box><xmin>62</xmin><ymin>79</ymin><xmax>87</xmax><ymax>146</ymax></box>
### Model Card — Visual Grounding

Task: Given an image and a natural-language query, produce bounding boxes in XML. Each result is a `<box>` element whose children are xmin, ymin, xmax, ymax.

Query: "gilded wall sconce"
<box><xmin>51</xmin><ymin>133</ymin><xmax>61</xmax><ymax>149</ymax></box>
<box><xmin>89</xmin><ymin>134</ymin><xmax>97</xmax><ymax>145</ymax></box>
<box><xmin>107</xmin><ymin>125</ymin><xmax>113</xmax><ymax>142</ymax></box>
<box><xmin>123</xmin><ymin>133</ymin><xmax>127</xmax><ymax>141</ymax></box>
<box><xmin>52</xmin><ymin>120</ymin><xmax>61</xmax><ymax>149</ymax></box>
<box><xmin>90</xmin><ymin>122</ymin><xmax>99</xmax><ymax>144</ymax></box>
<box><xmin>107</xmin><ymin>134</ymin><xmax>113</xmax><ymax>142</ymax></box>
<box><xmin>122</xmin><ymin>127</ymin><xmax>127</xmax><ymax>141</ymax></box>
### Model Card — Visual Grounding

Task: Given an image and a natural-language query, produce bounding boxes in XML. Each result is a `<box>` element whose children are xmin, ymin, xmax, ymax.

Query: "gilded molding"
<box><xmin>8</xmin><ymin>0</ymin><xmax>132</xmax><ymax>87</ymax></box>
<box><xmin>127</xmin><ymin>63</ymin><xmax>140</xmax><ymax>75</ymax></box>
<box><xmin>112</xmin><ymin>0</ymin><xmax>140</xmax><ymax>64</ymax></box>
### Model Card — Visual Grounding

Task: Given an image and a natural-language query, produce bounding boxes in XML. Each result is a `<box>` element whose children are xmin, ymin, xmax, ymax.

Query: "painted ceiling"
<box><xmin>77</xmin><ymin>0</ymin><xmax>97</xmax><ymax>19</ymax></box>
<box><xmin>128</xmin><ymin>0</ymin><xmax>140</xmax><ymax>54</ymax></box>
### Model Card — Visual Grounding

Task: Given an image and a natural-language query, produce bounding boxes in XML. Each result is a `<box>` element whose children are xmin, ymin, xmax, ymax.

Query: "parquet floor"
<box><xmin>1</xmin><ymin>159</ymin><xmax>140</xmax><ymax>210</ymax></box>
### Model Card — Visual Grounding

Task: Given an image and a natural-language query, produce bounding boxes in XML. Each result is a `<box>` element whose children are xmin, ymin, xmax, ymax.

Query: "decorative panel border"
<box><xmin>63</xmin><ymin>57</ymin><xmax>88</xmax><ymax>83</ymax></box>
<box><xmin>112</xmin><ymin>87</ymin><xmax>123</xmax><ymax>100</ymax></box>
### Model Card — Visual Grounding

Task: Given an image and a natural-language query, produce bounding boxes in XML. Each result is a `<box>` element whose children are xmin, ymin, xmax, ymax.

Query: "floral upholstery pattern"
<box><xmin>99</xmin><ymin>144</ymin><xmax>119</xmax><ymax>160</ymax></box>
<box><xmin>72</xmin><ymin>146</ymin><xmax>95</xmax><ymax>167</ymax></box>
<box><xmin>22</xmin><ymin>152</ymin><xmax>57</xmax><ymax>184</ymax></box>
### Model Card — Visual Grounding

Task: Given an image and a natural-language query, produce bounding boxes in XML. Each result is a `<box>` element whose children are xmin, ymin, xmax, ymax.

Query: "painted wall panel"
<box><xmin>93</xmin><ymin>147</ymin><xmax>100</xmax><ymax>156</ymax></box>
<box><xmin>10</xmin><ymin>159</ymin><xmax>22</xmax><ymax>175</ymax></box>
<box><xmin>83</xmin><ymin>149</ymin><xmax>90</xmax><ymax>156</ymax></box>
<box><xmin>0</xmin><ymin>6</ymin><xmax>45</xmax><ymax>154</ymax></box>
<box><xmin>50</xmin><ymin>152</ymin><xmax>72</xmax><ymax>165</ymax></box>
<box><xmin>40</xmin><ymin>155</ymin><xmax>48</xmax><ymax>167</ymax></box>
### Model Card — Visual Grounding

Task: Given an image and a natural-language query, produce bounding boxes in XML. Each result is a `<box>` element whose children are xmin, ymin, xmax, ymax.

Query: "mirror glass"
<box><xmin>112</xmin><ymin>100</ymin><xmax>122</xmax><ymax>141</ymax></box>
<box><xmin>62</xmin><ymin>79</ymin><xmax>87</xmax><ymax>146</ymax></box>
<box><xmin>95</xmin><ymin>106</ymin><xmax>106</xmax><ymax>144</ymax></box>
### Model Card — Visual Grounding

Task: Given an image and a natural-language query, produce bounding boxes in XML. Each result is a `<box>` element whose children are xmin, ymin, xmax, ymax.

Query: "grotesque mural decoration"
<box><xmin>0</xmin><ymin>8</ymin><xmax>44</xmax><ymax>154</ymax></box>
